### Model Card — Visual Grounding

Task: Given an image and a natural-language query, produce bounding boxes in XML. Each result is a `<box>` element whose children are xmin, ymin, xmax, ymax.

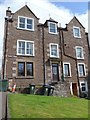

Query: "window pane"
<box><xmin>51</xmin><ymin>45</ymin><xmax>57</xmax><ymax>56</ymax></box>
<box><xmin>20</xmin><ymin>17</ymin><xmax>25</xmax><ymax>23</ymax></box>
<box><xmin>76</xmin><ymin>48</ymin><xmax>83</xmax><ymax>58</ymax></box>
<box><xmin>26</xmin><ymin>42</ymin><xmax>33</xmax><ymax>55</ymax></box>
<box><xmin>64</xmin><ymin>64</ymin><xmax>70</xmax><ymax>76</ymax></box>
<box><xmin>27</xmin><ymin>19</ymin><xmax>32</xmax><ymax>24</ymax></box>
<box><xmin>18</xmin><ymin>62</ymin><xmax>25</xmax><ymax>76</ymax></box>
<box><xmin>26</xmin><ymin>63</ymin><xmax>33</xmax><ymax>76</ymax></box>
<box><xmin>50</xmin><ymin>23</ymin><xmax>56</xmax><ymax>33</ymax></box>
<box><xmin>27</xmin><ymin>19</ymin><xmax>32</xmax><ymax>29</ymax></box>
<box><xmin>74</xmin><ymin>28</ymin><xmax>80</xmax><ymax>37</ymax></box>
<box><xmin>27</xmin><ymin>25</ymin><xmax>32</xmax><ymax>29</ymax></box>
<box><xmin>81</xmin><ymin>83</ymin><xmax>85</xmax><ymax>86</ymax></box>
<box><xmin>19</xmin><ymin>24</ymin><xmax>25</xmax><ymax>28</ymax></box>
<box><xmin>18</xmin><ymin>41</ymin><xmax>25</xmax><ymax>55</ymax></box>
<box><xmin>19</xmin><ymin>17</ymin><xmax>25</xmax><ymax>28</ymax></box>
<box><xmin>81</xmin><ymin>82</ymin><xmax>86</xmax><ymax>92</ymax></box>
<box><xmin>52</xmin><ymin>66</ymin><xmax>57</xmax><ymax>75</ymax></box>
<box><xmin>79</xmin><ymin>64</ymin><xmax>85</xmax><ymax>76</ymax></box>
<box><xmin>82</xmin><ymin>87</ymin><xmax>86</xmax><ymax>91</ymax></box>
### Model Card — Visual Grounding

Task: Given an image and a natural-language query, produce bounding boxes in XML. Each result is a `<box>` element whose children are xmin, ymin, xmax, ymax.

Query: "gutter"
<box><xmin>42</xmin><ymin>25</ymin><xmax>46</xmax><ymax>85</ymax></box>
<box><xmin>2</xmin><ymin>18</ymin><xmax>9</xmax><ymax>79</ymax></box>
<box><xmin>58</xmin><ymin>29</ymin><xmax>63</xmax><ymax>81</ymax></box>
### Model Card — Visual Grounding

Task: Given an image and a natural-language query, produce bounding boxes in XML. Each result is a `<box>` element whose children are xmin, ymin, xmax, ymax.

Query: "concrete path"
<box><xmin>0</xmin><ymin>92</ymin><xmax>7</xmax><ymax>120</ymax></box>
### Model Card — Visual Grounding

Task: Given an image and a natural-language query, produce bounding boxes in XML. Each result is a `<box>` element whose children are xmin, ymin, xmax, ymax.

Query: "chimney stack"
<box><xmin>6</xmin><ymin>7</ymin><xmax>11</xmax><ymax>17</ymax></box>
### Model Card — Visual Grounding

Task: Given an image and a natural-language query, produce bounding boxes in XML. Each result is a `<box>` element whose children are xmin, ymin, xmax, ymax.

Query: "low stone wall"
<box><xmin>53</xmin><ymin>81</ymin><xmax>71</xmax><ymax>97</ymax></box>
<box><xmin>12</xmin><ymin>81</ymin><xmax>71</xmax><ymax>97</ymax></box>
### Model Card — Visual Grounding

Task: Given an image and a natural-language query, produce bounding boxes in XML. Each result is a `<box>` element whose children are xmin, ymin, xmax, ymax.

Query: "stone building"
<box><xmin>2</xmin><ymin>5</ymin><xmax>89</xmax><ymax>96</ymax></box>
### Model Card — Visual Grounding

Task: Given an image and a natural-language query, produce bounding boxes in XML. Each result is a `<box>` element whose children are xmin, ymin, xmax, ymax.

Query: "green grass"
<box><xmin>8</xmin><ymin>94</ymin><xmax>88</xmax><ymax>118</ymax></box>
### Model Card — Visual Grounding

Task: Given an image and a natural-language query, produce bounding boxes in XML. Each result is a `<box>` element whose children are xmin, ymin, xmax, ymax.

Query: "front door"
<box><xmin>72</xmin><ymin>83</ymin><xmax>78</xmax><ymax>96</ymax></box>
<box><xmin>52</xmin><ymin>64</ymin><xmax>59</xmax><ymax>81</ymax></box>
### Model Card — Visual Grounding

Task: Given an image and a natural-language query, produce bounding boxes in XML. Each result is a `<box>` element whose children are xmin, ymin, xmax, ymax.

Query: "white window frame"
<box><xmin>78</xmin><ymin>63</ymin><xmax>86</xmax><ymax>77</ymax></box>
<box><xmin>18</xmin><ymin>16</ymin><xmax>34</xmax><ymax>31</ymax></box>
<box><xmin>17</xmin><ymin>40</ymin><xmax>34</xmax><ymax>56</ymax></box>
<box><xmin>48</xmin><ymin>22</ymin><xmax>57</xmax><ymax>34</ymax></box>
<box><xmin>75</xmin><ymin>46</ymin><xmax>84</xmax><ymax>59</ymax></box>
<box><xmin>49</xmin><ymin>43</ymin><xmax>59</xmax><ymax>58</ymax></box>
<box><xmin>63</xmin><ymin>62</ymin><xmax>71</xmax><ymax>77</ymax></box>
<box><xmin>80</xmin><ymin>81</ymin><xmax>88</xmax><ymax>92</ymax></box>
<box><xmin>73</xmin><ymin>26</ymin><xmax>81</xmax><ymax>38</ymax></box>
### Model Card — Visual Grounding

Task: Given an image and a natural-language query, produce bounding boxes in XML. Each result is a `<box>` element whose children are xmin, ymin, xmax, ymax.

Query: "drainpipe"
<box><xmin>61</xmin><ymin>30</ymin><xmax>81</xmax><ymax>97</ymax></box>
<box><xmin>59</xmin><ymin>29</ymin><xmax>64</xmax><ymax>81</ymax></box>
<box><xmin>2</xmin><ymin>17</ymin><xmax>9</xmax><ymax>79</ymax></box>
<box><xmin>2</xmin><ymin>8</ymin><xmax>13</xmax><ymax>79</ymax></box>
<box><xmin>42</xmin><ymin>25</ymin><xmax>46</xmax><ymax>85</ymax></box>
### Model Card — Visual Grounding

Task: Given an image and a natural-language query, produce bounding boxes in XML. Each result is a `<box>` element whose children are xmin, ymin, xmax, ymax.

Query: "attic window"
<box><xmin>18</xmin><ymin>16</ymin><xmax>34</xmax><ymax>31</ymax></box>
<box><xmin>48</xmin><ymin>22</ymin><xmax>57</xmax><ymax>34</ymax></box>
<box><xmin>73</xmin><ymin>26</ymin><xmax>81</xmax><ymax>38</ymax></box>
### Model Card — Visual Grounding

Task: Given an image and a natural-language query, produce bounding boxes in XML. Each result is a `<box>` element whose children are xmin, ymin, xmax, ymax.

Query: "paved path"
<box><xmin>0</xmin><ymin>92</ymin><xmax>7</xmax><ymax>120</ymax></box>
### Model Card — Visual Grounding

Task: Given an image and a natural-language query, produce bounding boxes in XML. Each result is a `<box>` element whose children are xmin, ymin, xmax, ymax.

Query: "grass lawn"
<box><xmin>8</xmin><ymin>94</ymin><xmax>88</xmax><ymax>118</ymax></box>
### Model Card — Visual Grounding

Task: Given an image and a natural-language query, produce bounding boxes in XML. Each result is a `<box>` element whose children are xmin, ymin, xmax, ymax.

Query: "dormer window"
<box><xmin>18</xmin><ymin>16</ymin><xmax>34</xmax><ymax>31</ymax></box>
<box><xmin>48</xmin><ymin>22</ymin><xmax>57</xmax><ymax>34</ymax></box>
<box><xmin>73</xmin><ymin>26</ymin><xmax>81</xmax><ymax>38</ymax></box>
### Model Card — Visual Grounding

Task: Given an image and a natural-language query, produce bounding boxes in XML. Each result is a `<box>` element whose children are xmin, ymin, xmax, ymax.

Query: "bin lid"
<box><xmin>43</xmin><ymin>84</ymin><xmax>49</xmax><ymax>87</ymax></box>
<box><xmin>29</xmin><ymin>84</ymin><xmax>35</xmax><ymax>86</ymax></box>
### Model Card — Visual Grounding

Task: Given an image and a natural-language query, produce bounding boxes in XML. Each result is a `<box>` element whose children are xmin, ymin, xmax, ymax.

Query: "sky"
<box><xmin>0</xmin><ymin>0</ymin><xmax>89</xmax><ymax>70</ymax></box>
<box><xmin>52</xmin><ymin>2</ymin><xmax>88</xmax><ymax>14</ymax></box>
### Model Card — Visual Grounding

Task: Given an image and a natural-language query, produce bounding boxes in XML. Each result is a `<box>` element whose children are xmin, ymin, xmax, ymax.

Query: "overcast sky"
<box><xmin>0</xmin><ymin>0</ymin><xmax>88</xmax><ymax>69</ymax></box>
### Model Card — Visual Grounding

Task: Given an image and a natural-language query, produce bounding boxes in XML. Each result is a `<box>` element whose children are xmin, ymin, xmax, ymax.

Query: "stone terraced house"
<box><xmin>2</xmin><ymin>5</ymin><xmax>89</xmax><ymax>97</ymax></box>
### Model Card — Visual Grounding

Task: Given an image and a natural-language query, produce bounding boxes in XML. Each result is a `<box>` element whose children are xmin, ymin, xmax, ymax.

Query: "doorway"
<box><xmin>52</xmin><ymin>64</ymin><xmax>59</xmax><ymax>82</ymax></box>
<box><xmin>72</xmin><ymin>83</ymin><xmax>78</xmax><ymax>96</ymax></box>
